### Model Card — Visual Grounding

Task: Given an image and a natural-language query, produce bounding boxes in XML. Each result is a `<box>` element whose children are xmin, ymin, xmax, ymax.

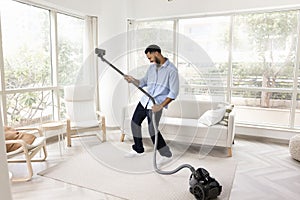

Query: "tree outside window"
<box><xmin>232</xmin><ymin>11</ymin><xmax>298</xmax><ymax>127</ymax></box>
<box><xmin>0</xmin><ymin>1</ymin><xmax>84</xmax><ymax>126</ymax></box>
<box><xmin>232</xmin><ymin>11</ymin><xmax>298</xmax><ymax>107</ymax></box>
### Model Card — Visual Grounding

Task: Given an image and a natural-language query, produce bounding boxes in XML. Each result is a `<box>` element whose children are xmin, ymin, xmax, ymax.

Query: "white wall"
<box><xmin>96</xmin><ymin>0</ymin><xmax>130</xmax><ymax>127</ymax></box>
<box><xmin>129</xmin><ymin>0</ymin><xmax>300</xmax><ymax>19</ymax></box>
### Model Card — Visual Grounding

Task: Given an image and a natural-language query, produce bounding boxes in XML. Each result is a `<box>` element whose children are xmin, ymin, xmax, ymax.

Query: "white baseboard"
<box><xmin>236</xmin><ymin>124</ymin><xmax>300</xmax><ymax>143</ymax></box>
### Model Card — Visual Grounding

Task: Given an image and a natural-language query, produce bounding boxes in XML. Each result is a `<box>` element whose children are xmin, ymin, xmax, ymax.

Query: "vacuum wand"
<box><xmin>95</xmin><ymin>48</ymin><xmax>156</xmax><ymax>105</ymax></box>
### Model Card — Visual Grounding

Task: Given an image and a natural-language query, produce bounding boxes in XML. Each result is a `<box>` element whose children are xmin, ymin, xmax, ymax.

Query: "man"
<box><xmin>124</xmin><ymin>44</ymin><xmax>179</xmax><ymax>167</ymax></box>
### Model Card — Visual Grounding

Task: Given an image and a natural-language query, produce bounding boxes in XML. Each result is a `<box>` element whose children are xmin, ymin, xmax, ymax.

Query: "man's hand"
<box><xmin>124</xmin><ymin>75</ymin><xmax>139</xmax><ymax>86</ymax></box>
<box><xmin>152</xmin><ymin>98</ymin><xmax>174</xmax><ymax>112</ymax></box>
<box><xmin>152</xmin><ymin>104</ymin><xmax>163</xmax><ymax>112</ymax></box>
<box><xmin>124</xmin><ymin>75</ymin><xmax>134</xmax><ymax>83</ymax></box>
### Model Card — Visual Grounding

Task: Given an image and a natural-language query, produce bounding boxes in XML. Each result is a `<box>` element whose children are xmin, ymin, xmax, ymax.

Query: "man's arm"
<box><xmin>152</xmin><ymin>97</ymin><xmax>174</xmax><ymax>112</ymax></box>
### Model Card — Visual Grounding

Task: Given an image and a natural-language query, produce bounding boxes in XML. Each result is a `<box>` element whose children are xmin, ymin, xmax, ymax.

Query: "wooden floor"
<box><xmin>8</xmin><ymin>130</ymin><xmax>300</xmax><ymax>200</ymax></box>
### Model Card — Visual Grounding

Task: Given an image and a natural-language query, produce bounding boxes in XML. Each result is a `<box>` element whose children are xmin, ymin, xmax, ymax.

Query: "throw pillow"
<box><xmin>4</xmin><ymin>126</ymin><xmax>37</xmax><ymax>153</ymax></box>
<box><xmin>218</xmin><ymin>104</ymin><xmax>234</xmax><ymax>126</ymax></box>
<box><xmin>198</xmin><ymin>107</ymin><xmax>226</xmax><ymax>126</ymax></box>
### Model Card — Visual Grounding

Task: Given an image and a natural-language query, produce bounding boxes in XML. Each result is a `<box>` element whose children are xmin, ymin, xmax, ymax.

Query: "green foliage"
<box><xmin>234</xmin><ymin>11</ymin><xmax>298</xmax><ymax>82</ymax></box>
<box><xmin>4</xmin><ymin>45</ymin><xmax>51</xmax><ymax>89</ymax></box>
<box><xmin>232</xmin><ymin>11</ymin><xmax>298</xmax><ymax>104</ymax></box>
<box><xmin>57</xmin><ymin>40</ymin><xmax>83</xmax><ymax>85</ymax></box>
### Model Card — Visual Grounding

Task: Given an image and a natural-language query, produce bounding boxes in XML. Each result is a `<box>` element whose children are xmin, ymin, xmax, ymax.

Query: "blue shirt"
<box><xmin>139</xmin><ymin>59</ymin><xmax>179</xmax><ymax>109</ymax></box>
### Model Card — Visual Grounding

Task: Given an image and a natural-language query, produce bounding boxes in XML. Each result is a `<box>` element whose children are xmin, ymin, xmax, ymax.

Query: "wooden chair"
<box><xmin>6</xmin><ymin>127</ymin><xmax>47</xmax><ymax>182</ymax></box>
<box><xmin>64</xmin><ymin>85</ymin><xmax>106</xmax><ymax>147</ymax></box>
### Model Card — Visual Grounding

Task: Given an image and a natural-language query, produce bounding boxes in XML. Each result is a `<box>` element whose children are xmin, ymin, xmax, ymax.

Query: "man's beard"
<box><xmin>155</xmin><ymin>56</ymin><xmax>160</xmax><ymax>64</ymax></box>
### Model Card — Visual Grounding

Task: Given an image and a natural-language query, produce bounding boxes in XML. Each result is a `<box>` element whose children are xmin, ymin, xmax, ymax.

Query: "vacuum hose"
<box><xmin>95</xmin><ymin>48</ymin><xmax>222</xmax><ymax>200</ymax></box>
<box><xmin>151</xmin><ymin>103</ymin><xmax>195</xmax><ymax>174</ymax></box>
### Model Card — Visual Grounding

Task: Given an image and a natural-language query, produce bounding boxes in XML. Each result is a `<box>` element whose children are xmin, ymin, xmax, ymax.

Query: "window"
<box><xmin>178</xmin><ymin>16</ymin><xmax>230</xmax><ymax>100</ymax></box>
<box><xmin>129</xmin><ymin>9</ymin><xmax>300</xmax><ymax>130</ymax></box>
<box><xmin>231</xmin><ymin>11</ymin><xmax>298</xmax><ymax>127</ymax></box>
<box><xmin>6</xmin><ymin>91</ymin><xmax>53</xmax><ymax>126</ymax></box>
<box><xmin>0</xmin><ymin>0</ymin><xmax>86</xmax><ymax>127</ymax></box>
<box><xmin>2</xmin><ymin>1</ymin><xmax>51</xmax><ymax>89</ymax></box>
<box><xmin>127</xmin><ymin>20</ymin><xmax>175</xmax><ymax>102</ymax></box>
<box><xmin>1</xmin><ymin>1</ymin><xmax>52</xmax><ymax>126</ymax></box>
<box><xmin>57</xmin><ymin>13</ymin><xmax>84</xmax><ymax>86</ymax></box>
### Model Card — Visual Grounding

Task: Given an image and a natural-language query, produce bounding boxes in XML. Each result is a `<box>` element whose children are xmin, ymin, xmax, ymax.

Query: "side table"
<box><xmin>41</xmin><ymin>121</ymin><xmax>65</xmax><ymax>156</ymax></box>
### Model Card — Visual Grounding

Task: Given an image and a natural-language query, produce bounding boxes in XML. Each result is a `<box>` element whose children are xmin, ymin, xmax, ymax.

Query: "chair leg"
<box><xmin>66</xmin><ymin>121</ymin><xmax>72</xmax><ymax>147</ymax></box>
<box><xmin>102</xmin><ymin>116</ymin><xmax>106</xmax><ymax>142</ymax></box>
<box><xmin>30</xmin><ymin>145</ymin><xmax>47</xmax><ymax>162</ymax></box>
<box><xmin>41</xmin><ymin>144</ymin><xmax>48</xmax><ymax>160</ymax></box>
<box><xmin>228</xmin><ymin>147</ymin><xmax>232</xmax><ymax>157</ymax></box>
<box><xmin>11</xmin><ymin>148</ymin><xmax>33</xmax><ymax>182</ymax></box>
<box><xmin>120</xmin><ymin>133</ymin><xmax>125</xmax><ymax>142</ymax></box>
<box><xmin>25</xmin><ymin>150</ymin><xmax>33</xmax><ymax>180</ymax></box>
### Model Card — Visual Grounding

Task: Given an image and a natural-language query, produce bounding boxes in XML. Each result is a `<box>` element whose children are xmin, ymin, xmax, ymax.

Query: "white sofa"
<box><xmin>120</xmin><ymin>99</ymin><xmax>236</xmax><ymax>156</ymax></box>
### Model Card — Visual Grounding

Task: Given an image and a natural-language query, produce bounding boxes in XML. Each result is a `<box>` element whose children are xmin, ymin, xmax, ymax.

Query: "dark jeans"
<box><xmin>131</xmin><ymin>102</ymin><xmax>172</xmax><ymax>157</ymax></box>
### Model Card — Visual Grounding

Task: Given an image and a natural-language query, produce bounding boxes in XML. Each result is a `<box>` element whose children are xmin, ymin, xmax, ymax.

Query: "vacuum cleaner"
<box><xmin>95</xmin><ymin>48</ymin><xmax>222</xmax><ymax>200</ymax></box>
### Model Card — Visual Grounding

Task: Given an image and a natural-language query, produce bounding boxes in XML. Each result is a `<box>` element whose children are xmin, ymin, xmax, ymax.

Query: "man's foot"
<box><xmin>124</xmin><ymin>149</ymin><xmax>145</xmax><ymax>158</ymax></box>
<box><xmin>157</xmin><ymin>156</ymin><xmax>172</xmax><ymax>168</ymax></box>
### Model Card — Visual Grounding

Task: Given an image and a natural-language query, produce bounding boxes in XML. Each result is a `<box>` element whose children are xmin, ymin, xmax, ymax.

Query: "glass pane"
<box><xmin>178</xmin><ymin>16</ymin><xmax>230</xmax><ymax>99</ymax></box>
<box><xmin>232</xmin><ymin>10</ymin><xmax>298</xmax><ymax>126</ymax></box>
<box><xmin>6</xmin><ymin>90</ymin><xmax>53</xmax><ymax>127</ymax></box>
<box><xmin>232</xmin><ymin>11</ymin><xmax>298</xmax><ymax>89</ymax></box>
<box><xmin>1</xmin><ymin>1</ymin><xmax>51</xmax><ymax>89</ymax></box>
<box><xmin>232</xmin><ymin>90</ymin><xmax>292</xmax><ymax>127</ymax></box>
<box><xmin>129</xmin><ymin>20</ymin><xmax>174</xmax><ymax>72</ymax></box>
<box><xmin>59</xmin><ymin>89</ymin><xmax>66</xmax><ymax>119</ymax></box>
<box><xmin>177</xmin><ymin>60</ymin><xmax>227</xmax><ymax>101</ymax></box>
<box><xmin>57</xmin><ymin>13</ymin><xmax>84</xmax><ymax>85</ymax></box>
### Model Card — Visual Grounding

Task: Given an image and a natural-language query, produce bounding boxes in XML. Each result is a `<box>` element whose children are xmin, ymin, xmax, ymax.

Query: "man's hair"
<box><xmin>144</xmin><ymin>44</ymin><xmax>161</xmax><ymax>54</ymax></box>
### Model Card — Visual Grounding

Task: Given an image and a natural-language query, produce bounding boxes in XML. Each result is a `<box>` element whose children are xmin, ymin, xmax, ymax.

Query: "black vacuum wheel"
<box><xmin>191</xmin><ymin>184</ymin><xmax>205</xmax><ymax>200</ymax></box>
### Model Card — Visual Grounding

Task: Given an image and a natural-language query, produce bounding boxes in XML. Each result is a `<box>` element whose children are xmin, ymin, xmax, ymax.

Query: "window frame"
<box><xmin>0</xmin><ymin>0</ymin><xmax>86</xmax><ymax>127</ymax></box>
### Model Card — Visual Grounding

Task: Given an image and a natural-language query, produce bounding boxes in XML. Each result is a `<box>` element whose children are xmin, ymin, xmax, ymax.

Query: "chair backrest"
<box><xmin>64</xmin><ymin>85</ymin><xmax>97</xmax><ymax>123</ymax></box>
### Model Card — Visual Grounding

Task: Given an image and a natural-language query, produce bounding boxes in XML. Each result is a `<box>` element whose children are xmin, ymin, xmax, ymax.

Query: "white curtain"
<box><xmin>83</xmin><ymin>16</ymin><xmax>99</xmax><ymax>110</ymax></box>
<box><xmin>83</xmin><ymin>16</ymin><xmax>98</xmax><ymax>85</ymax></box>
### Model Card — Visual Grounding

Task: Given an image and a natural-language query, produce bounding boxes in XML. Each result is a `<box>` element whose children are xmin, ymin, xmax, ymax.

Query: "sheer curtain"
<box><xmin>83</xmin><ymin>16</ymin><xmax>99</xmax><ymax>110</ymax></box>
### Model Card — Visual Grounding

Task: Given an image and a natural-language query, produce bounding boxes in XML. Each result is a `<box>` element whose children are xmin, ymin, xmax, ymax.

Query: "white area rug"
<box><xmin>38</xmin><ymin>141</ymin><xmax>236</xmax><ymax>200</ymax></box>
